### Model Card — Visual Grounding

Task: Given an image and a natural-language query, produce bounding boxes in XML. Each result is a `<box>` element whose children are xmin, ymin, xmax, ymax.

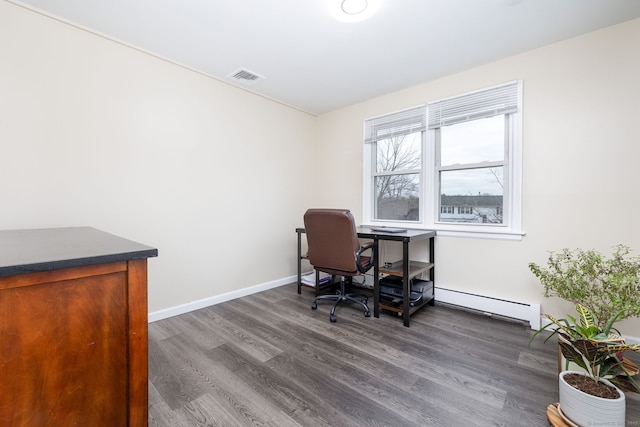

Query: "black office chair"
<box><xmin>303</xmin><ymin>208</ymin><xmax>376</xmax><ymax>322</ymax></box>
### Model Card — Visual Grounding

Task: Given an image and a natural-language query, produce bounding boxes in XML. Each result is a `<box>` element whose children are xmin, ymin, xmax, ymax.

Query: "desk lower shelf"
<box><xmin>378</xmin><ymin>260</ymin><xmax>434</xmax><ymax>317</ymax></box>
<box><xmin>380</xmin><ymin>261</ymin><xmax>433</xmax><ymax>278</ymax></box>
<box><xmin>379</xmin><ymin>294</ymin><xmax>434</xmax><ymax>315</ymax></box>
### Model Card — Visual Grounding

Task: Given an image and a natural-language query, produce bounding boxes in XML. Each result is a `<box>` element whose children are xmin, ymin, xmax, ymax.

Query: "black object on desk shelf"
<box><xmin>380</xmin><ymin>276</ymin><xmax>433</xmax><ymax>306</ymax></box>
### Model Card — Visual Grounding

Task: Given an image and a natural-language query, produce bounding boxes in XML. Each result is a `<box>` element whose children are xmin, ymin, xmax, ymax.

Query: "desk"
<box><xmin>296</xmin><ymin>227</ymin><xmax>435</xmax><ymax>327</ymax></box>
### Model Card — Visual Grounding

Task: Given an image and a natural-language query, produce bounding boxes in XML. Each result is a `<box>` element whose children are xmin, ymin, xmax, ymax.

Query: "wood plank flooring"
<box><xmin>148</xmin><ymin>283</ymin><xmax>640</xmax><ymax>426</ymax></box>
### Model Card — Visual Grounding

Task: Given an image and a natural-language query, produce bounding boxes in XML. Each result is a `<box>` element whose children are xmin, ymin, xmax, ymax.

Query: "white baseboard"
<box><xmin>148</xmin><ymin>275</ymin><xmax>296</xmax><ymax>323</ymax></box>
<box><xmin>149</xmin><ymin>280</ymin><xmax>638</xmax><ymax>343</ymax></box>
<box><xmin>435</xmin><ymin>287</ymin><xmax>541</xmax><ymax>329</ymax></box>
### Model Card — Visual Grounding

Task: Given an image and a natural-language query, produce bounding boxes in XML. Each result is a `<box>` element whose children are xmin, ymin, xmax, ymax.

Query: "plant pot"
<box><xmin>559</xmin><ymin>371</ymin><xmax>625</xmax><ymax>427</ymax></box>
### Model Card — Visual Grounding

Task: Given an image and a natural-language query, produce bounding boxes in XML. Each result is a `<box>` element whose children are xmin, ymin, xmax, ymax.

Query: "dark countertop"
<box><xmin>0</xmin><ymin>226</ymin><xmax>158</xmax><ymax>278</ymax></box>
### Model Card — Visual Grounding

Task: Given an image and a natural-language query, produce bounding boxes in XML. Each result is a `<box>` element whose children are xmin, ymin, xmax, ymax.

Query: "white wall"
<box><xmin>316</xmin><ymin>18</ymin><xmax>640</xmax><ymax>337</ymax></box>
<box><xmin>0</xmin><ymin>2</ymin><xmax>317</xmax><ymax>314</ymax></box>
<box><xmin>3</xmin><ymin>1</ymin><xmax>639</xmax><ymax>337</ymax></box>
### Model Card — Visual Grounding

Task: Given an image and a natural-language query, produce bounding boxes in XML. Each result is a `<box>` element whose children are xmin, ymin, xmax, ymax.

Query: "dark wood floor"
<box><xmin>148</xmin><ymin>283</ymin><xmax>640</xmax><ymax>426</ymax></box>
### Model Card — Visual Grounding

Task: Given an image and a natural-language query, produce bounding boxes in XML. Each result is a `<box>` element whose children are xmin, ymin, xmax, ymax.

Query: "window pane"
<box><xmin>376</xmin><ymin>132</ymin><xmax>421</xmax><ymax>173</ymax></box>
<box><xmin>439</xmin><ymin>168</ymin><xmax>503</xmax><ymax>224</ymax></box>
<box><xmin>375</xmin><ymin>173</ymin><xmax>420</xmax><ymax>220</ymax></box>
<box><xmin>440</xmin><ymin>115</ymin><xmax>504</xmax><ymax>166</ymax></box>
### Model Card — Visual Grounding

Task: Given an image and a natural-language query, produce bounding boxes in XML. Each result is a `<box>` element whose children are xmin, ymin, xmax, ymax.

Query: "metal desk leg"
<box><xmin>373</xmin><ymin>237</ymin><xmax>380</xmax><ymax>318</ymax></box>
<box><xmin>402</xmin><ymin>238</ymin><xmax>410</xmax><ymax>327</ymax></box>
<box><xmin>297</xmin><ymin>229</ymin><xmax>302</xmax><ymax>294</ymax></box>
<box><xmin>429</xmin><ymin>236</ymin><xmax>435</xmax><ymax>305</ymax></box>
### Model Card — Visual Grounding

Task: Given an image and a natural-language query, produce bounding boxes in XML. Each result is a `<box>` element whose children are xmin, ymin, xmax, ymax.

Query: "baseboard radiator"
<box><xmin>435</xmin><ymin>287</ymin><xmax>541</xmax><ymax>329</ymax></box>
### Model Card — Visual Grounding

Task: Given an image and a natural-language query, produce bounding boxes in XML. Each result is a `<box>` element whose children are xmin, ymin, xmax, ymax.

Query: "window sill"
<box><xmin>364</xmin><ymin>221</ymin><xmax>525</xmax><ymax>241</ymax></box>
<box><xmin>434</xmin><ymin>228</ymin><xmax>525</xmax><ymax>241</ymax></box>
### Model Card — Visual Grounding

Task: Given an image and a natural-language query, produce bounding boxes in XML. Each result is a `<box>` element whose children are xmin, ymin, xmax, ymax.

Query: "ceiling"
<box><xmin>11</xmin><ymin>0</ymin><xmax>640</xmax><ymax>115</ymax></box>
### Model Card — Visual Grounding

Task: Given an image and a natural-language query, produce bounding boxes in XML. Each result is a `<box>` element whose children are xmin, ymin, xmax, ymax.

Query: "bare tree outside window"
<box><xmin>375</xmin><ymin>132</ymin><xmax>421</xmax><ymax>221</ymax></box>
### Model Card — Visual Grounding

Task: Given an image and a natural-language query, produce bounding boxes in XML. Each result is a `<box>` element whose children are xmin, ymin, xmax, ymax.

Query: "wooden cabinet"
<box><xmin>0</xmin><ymin>227</ymin><xmax>157</xmax><ymax>427</ymax></box>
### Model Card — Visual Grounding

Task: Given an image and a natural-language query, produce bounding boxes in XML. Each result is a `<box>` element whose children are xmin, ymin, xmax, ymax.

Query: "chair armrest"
<box><xmin>356</xmin><ymin>241</ymin><xmax>376</xmax><ymax>274</ymax></box>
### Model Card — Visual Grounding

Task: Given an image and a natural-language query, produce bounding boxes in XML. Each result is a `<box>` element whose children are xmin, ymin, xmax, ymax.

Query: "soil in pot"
<box><xmin>563</xmin><ymin>373</ymin><xmax>620</xmax><ymax>399</ymax></box>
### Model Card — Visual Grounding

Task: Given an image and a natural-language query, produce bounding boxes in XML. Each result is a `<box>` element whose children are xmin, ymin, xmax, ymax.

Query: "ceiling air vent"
<box><xmin>228</xmin><ymin>68</ymin><xmax>265</xmax><ymax>86</ymax></box>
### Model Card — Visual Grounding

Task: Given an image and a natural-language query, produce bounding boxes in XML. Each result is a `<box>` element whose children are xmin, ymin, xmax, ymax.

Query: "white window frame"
<box><xmin>363</xmin><ymin>81</ymin><xmax>523</xmax><ymax>240</ymax></box>
<box><xmin>363</xmin><ymin>105</ymin><xmax>426</xmax><ymax>225</ymax></box>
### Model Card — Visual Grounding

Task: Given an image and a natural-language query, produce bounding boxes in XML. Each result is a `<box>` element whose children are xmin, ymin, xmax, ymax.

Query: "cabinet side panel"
<box><xmin>127</xmin><ymin>259</ymin><xmax>148</xmax><ymax>427</ymax></box>
<box><xmin>0</xmin><ymin>272</ymin><xmax>128</xmax><ymax>426</ymax></box>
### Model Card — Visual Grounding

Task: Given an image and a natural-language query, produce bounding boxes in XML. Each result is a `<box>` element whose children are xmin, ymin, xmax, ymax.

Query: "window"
<box><xmin>437</xmin><ymin>115</ymin><xmax>506</xmax><ymax>224</ymax></box>
<box><xmin>458</xmin><ymin>206</ymin><xmax>473</xmax><ymax>215</ymax></box>
<box><xmin>363</xmin><ymin>105</ymin><xmax>425</xmax><ymax>222</ymax></box>
<box><xmin>363</xmin><ymin>81</ymin><xmax>523</xmax><ymax>239</ymax></box>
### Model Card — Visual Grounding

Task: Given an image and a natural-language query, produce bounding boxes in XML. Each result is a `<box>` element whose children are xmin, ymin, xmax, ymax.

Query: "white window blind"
<box><xmin>428</xmin><ymin>81</ymin><xmax>519</xmax><ymax>129</ymax></box>
<box><xmin>364</xmin><ymin>105</ymin><xmax>426</xmax><ymax>144</ymax></box>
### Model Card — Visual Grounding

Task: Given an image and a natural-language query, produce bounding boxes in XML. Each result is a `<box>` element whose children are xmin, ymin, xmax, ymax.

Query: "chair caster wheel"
<box><xmin>311</xmin><ymin>303</ymin><xmax>317</xmax><ymax>310</ymax></box>
<box><xmin>330</xmin><ymin>315</ymin><xmax>337</xmax><ymax>322</ymax></box>
<box><xmin>364</xmin><ymin>311</ymin><xmax>371</xmax><ymax>317</ymax></box>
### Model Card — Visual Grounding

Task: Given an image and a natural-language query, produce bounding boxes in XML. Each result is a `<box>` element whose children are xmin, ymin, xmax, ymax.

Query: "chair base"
<box><xmin>311</xmin><ymin>278</ymin><xmax>371</xmax><ymax>322</ymax></box>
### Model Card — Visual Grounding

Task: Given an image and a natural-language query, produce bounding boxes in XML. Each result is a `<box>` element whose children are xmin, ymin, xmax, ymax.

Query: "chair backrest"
<box><xmin>303</xmin><ymin>209</ymin><xmax>360</xmax><ymax>276</ymax></box>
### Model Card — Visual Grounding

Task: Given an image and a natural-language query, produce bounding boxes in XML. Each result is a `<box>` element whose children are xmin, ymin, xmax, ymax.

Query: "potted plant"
<box><xmin>529</xmin><ymin>244</ymin><xmax>640</xmax><ymax>375</ymax></box>
<box><xmin>529</xmin><ymin>244</ymin><xmax>640</xmax><ymax>328</ymax></box>
<box><xmin>529</xmin><ymin>304</ymin><xmax>640</xmax><ymax>426</ymax></box>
